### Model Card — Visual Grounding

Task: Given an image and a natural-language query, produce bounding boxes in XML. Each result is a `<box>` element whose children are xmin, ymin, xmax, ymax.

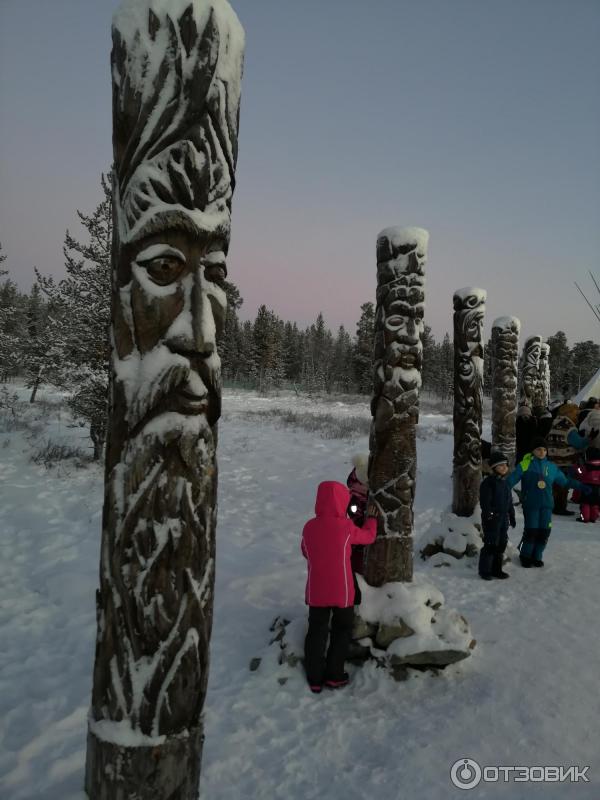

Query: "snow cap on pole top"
<box><xmin>377</xmin><ymin>227</ymin><xmax>429</xmax><ymax>258</ymax></box>
<box><xmin>453</xmin><ymin>287</ymin><xmax>487</xmax><ymax>303</ymax></box>
<box><xmin>492</xmin><ymin>316</ymin><xmax>520</xmax><ymax>333</ymax></box>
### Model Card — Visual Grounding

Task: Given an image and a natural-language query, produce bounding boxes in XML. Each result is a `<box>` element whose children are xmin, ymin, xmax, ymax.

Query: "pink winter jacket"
<box><xmin>301</xmin><ymin>481</ymin><xmax>377</xmax><ymax>608</ymax></box>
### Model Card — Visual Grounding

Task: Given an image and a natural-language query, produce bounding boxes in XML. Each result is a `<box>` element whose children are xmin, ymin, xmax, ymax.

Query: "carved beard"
<box><xmin>95</xmin><ymin>416</ymin><xmax>217</xmax><ymax>736</ymax></box>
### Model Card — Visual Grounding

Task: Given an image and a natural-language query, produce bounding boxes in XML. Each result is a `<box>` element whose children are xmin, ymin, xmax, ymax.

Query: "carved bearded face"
<box><xmin>116</xmin><ymin>229</ymin><xmax>227</xmax><ymax>431</ymax></box>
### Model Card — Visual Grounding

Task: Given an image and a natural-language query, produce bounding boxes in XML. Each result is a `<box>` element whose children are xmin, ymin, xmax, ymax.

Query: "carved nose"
<box><xmin>190</xmin><ymin>271</ymin><xmax>216</xmax><ymax>356</ymax></box>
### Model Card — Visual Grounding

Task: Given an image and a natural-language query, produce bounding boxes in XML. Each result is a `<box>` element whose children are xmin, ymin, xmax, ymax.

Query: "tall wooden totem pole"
<box><xmin>491</xmin><ymin>317</ymin><xmax>520</xmax><ymax>466</ymax></box>
<box><xmin>519</xmin><ymin>335</ymin><xmax>542</xmax><ymax>407</ymax></box>
<box><xmin>364</xmin><ymin>227</ymin><xmax>428</xmax><ymax>585</ymax></box>
<box><xmin>85</xmin><ymin>2</ymin><xmax>244</xmax><ymax>798</ymax></box>
<box><xmin>535</xmin><ymin>342</ymin><xmax>551</xmax><ymax>407</ymax></box>
<box><xmin>452</xmin><ymin>288</ymin><xmax>486</xmax><ymax>517</ymax></box>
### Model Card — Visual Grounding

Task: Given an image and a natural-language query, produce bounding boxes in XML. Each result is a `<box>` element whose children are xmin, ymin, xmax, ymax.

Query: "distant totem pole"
<box><xmin>491</xmin><ymin>317</ymin><xmax>520</xmax><ymax>467</ymax></box>
<box><xmin>519</xmin><ymin>335</ymin><xmax>542</xmax><ymax>407</ymax></box>
<box><xmin>85</xmin><ymin>2</ymin><xmax>244</xmax><ymax>799</ymax></box>
<box><xmin>535</xmin><ymin>342</ymin><xmax>551</xmax><ymax>407</ymax></box>
<box><xmin>452</xmin><ymin>288</ymin><xmax>486</xmax><ymax>517</ymax></box>
<box><xmin>364</xmin><ymin>227</ymin><xmax>428</xmax><ymax>586</ymax></box>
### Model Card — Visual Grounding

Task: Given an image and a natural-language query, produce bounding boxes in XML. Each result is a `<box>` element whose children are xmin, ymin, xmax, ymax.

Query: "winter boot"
<box><xmin>519</xmin><ymin>529</ymin><xmax>535</xmax><ymax>567</ymax></box>
<box><xmin>493</xmin><ymin>571</ymin><xmax>510</xmax><ymax>579</ymax></box>
<box><xmin>480</xmin><ymin>574</ymin><xmax>493</xmax><ymax>581</ymax></box>
<box><xmin>309</xmin><ymin>683</ymin><xmax>323</xmax><ymax>694</ymax></box>
<box><xmin>532</xmin><ymin>528</ymin><xmax>550</xmax><ymax>566</ymax></box>
<box><xmin>325</xmin><ymin>672</ymin><xmax>349</xmax><ymax>689</ymax></box>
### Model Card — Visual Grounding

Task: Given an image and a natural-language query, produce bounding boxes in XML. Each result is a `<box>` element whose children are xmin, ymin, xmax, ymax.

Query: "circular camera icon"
<box><xmin>450</xmin><ymin>758</ymin><xmax>482</xmax><ymax>790</ymax></box>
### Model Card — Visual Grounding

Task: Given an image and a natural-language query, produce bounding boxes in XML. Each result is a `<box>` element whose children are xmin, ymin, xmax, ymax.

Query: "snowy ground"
<box><xmin>0</xmin><ymin>384</ymin><xmax>599</xmax><ymax>799</ymax></box>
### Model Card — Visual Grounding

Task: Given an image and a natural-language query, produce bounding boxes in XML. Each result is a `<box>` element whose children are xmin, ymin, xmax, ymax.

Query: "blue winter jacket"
<box><xmin>507</xmin><ymin>454</ymin><xmax>584</xmax><ymax>511</ymax></box>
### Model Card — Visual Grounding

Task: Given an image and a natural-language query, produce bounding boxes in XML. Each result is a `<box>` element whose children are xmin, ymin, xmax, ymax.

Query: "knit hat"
<box><xmin>531</xmin><ymin>436</ymin><xmax>548</xmax><ymax>450</ymax></box>
<box><xmin>516</xmin><ymin>404</ymin><xmax>532</xmax><ymax>418</ymax></box>
<box><xmin>351</xmin><ymin>453</ymin><xmax>369</xmax><ymax>485</ymax></box>
<box><xmin>489</xmin><ymin>451</ymin><xmax>509</xmax><ymax>469</ymax></box>
<box><xmin>558</xmin><ymin>402</ymin><xmax>579</xmax><ymax>425</ymax></box>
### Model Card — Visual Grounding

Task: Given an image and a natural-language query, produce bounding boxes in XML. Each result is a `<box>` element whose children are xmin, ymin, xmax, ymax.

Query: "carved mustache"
<box><xmin>127</xmin><ymin>350</ymin><xmax>221</xmax><ymax>433</ymax></box>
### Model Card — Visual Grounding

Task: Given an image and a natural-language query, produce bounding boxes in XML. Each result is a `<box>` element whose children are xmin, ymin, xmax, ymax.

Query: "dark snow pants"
<box><xmin>521</xmin><ymin>507</ymin><xmax>552</xmax><ymax>562</ymax></box>
<box><xmin>478</xmin><ymin>527</ymin><xmax>509</xmax><ymax>578</ymax></box>
<box><xmin>304</xmin><ymin>606</ymin><xmax>354</xmax><ymax>685</ymax></box>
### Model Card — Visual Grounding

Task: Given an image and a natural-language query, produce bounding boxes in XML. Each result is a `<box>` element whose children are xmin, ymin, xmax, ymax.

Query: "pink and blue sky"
<box><xmin>1</xmin><ymin>0</ymin><xmax>599</xmax><ymax>345</ymax></box>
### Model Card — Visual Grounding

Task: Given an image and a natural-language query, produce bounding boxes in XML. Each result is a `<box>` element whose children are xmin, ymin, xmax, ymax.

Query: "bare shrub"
<box><xmin>234</xmin><ymin>408</ymin><xmax>371</xmax><ymax>440</ymax></box>
<box><xmin>31</xmin><ymin>439</ymin><xmax>91</xmax><ymax>468</ymax></box>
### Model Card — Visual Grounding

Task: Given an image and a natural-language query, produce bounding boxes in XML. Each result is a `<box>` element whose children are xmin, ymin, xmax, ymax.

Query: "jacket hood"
<box><xmin>315</xmin><ymin>481</ymin><xmax>351</xmax><ymax>518</ymax></box>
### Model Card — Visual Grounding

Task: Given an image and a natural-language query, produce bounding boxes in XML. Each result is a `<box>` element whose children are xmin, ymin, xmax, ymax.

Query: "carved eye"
<box><xmin>203</xmin><ymin>262</ymin><xmax>227</xmax><ymax>287</ymax></box>
<box><xmin>144</xmin><ymin>257</ymin><xmax>185</xmax><ymax>286</ymax></box>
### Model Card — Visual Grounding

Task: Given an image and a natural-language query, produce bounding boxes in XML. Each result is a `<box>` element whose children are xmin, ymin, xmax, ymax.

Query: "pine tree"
<box><xmin>0</xmin><ymin>244</ymin><xmax>28</xmax><ymax>382</ymax></box>
<box><xmin>436</xmin><ymin>333</ymin><xmax>454</xmax><ymax>403</ymax></box>
<box><xmin>546</xmin><ymin>331</ymin><xmax>570</xmax><ymax>398</ymax></box>
<box><xmin>570</xmin><ymin>340</ymin><xmax>600</xmax><ymax>396</ymax></box>
<box><xmin>36</xmin><ymin>174</ymin><xmax>112</xmax><ymax>458</ymax></box>
<box><xmin>353</xmin><ymin>302</ymin><xmax>375</xmax><ymax>394</ymax></box>
<box><xmin>219</xmin><ymin>279</ymin><xmax>244</xmax><ymax>383</ymax></box>
<box><xmin>331</xmin><ymin>325</ymin><xmax>355</xmax><ymax>393</ymax></box>
<box><xmin>421</xmin><ymin>324</ymin><xmax>437</xmax><ymax>395</ymax></box>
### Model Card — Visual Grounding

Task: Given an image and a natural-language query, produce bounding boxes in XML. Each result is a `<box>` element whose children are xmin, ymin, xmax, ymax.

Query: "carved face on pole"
<box><xmin>373</xmin><ymin>229</ymin><xmax>426</xmax><ymax>431</ymax></box>
<box><xmin>520</xmin><ymin>334</ymin><xmax>542</xmax><ymax>405</ymax></box>
<box><xmin>453</xmin><ymin>290</ymin><xmax>485</xmax><ymax>416</ymax></box>
<box><xmin>108</xmin><ymin>0</ymin><xmax>243</xmax><ymax>448</ymax></box>
<box><xmin>115</xmin><ymin>231</ymin><xmax>227</xmax><ymax>433</ymax></box>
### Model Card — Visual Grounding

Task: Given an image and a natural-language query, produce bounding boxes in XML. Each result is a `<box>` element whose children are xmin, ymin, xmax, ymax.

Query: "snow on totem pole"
<box><xmin>535</xmin><ymin>342</ymin><xmax>551</xmax><ymax>407</ymax></box>
<box><xmin>491</xmin><ymin>317</ymin><xmax>520</xmax><ymax>467</ymax></box>
<box><xmin>85</xmin><ymin>2</ymin><xmax>244</xmax><ymax>799</ymax></box>
<box><xmin>452</xmin><ymin>288</ymin><xmax>486</xmax><ymax>517</ymax></box>
<box><xmin>364</xmin><ymin>227</ymin><xmax>428</xmax><ymax>585</ymax></box>
<box><xmin>519</xmin><ymin>335</ymin><xmax>542</xmax><ymax>407</ymax></box>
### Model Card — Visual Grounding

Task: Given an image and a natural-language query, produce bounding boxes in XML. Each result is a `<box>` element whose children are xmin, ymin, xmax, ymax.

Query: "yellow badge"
<box><xmin>537</xmin><ymin>480</ymin><xmax>546</xmax><ymax>489</ymax></box>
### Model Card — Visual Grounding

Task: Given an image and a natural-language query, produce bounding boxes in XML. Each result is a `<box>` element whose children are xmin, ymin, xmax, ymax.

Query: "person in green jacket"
<box><xmin>508</xmin><ymin>437</ymin><xmax>590</xmax><ymax>567</ymax></box>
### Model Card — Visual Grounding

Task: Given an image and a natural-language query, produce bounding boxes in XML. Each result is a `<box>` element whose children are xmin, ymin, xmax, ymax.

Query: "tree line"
<box><xmin>1</xmin><ymin>175</ymin><xmax>598</xmax><ymax>457</ymax></box>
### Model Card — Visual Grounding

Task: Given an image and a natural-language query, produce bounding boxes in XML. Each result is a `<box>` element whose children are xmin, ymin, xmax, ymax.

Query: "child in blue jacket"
<box><xmin>508</xmin><ymin>437</ymin><xmax>590</xmax><ymax>567</ymax></box>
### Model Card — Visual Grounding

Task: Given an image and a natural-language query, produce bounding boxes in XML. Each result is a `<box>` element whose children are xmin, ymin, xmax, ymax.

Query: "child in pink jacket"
<box><xmin>301</xmin><ymin>481</ymin><xmax>378</xmax><ymax>693</ymax></box>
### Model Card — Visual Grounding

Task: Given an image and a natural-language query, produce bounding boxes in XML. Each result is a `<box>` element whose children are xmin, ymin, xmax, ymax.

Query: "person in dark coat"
<box><xmin>346</xmin><ymin>454</ymin><xmax>369</xmax><ymax>603</ymax></box>
<box><xmin>515</xmin><ymin>404</ymin><xmax>538</xmax><ymax>463</ymax></box>
<box><xmin>479</xmin><ymin>451</ymin><xmax>516</xmax><ymax>580</ymax></box>
<box><xmin>578</xmin><ymin>397</ymin><xmax>600</xmax><ymax>427</ymax></box>
<box><xmin>576</xmin><ymin>447</ymin><xmax>600</xmax><ymax>522</ymax></box>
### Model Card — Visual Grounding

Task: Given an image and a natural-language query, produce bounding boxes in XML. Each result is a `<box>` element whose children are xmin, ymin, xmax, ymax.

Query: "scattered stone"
<box><xmin>249</xmin><ymin>658</ymin><xmax>261</xmax><ymax>672</ymax></box>
<box><xmin>352</xmin><ymin>615</ymin><xmax>377</xmax><ymax>640</ymax></box>
<box><xmin>390</xmin><ymin>649</ymin><xmax>471</xmax><ymax>667</ymax></box>
<box><xmin>421</xmin><ymin>541</ymin><xmax>443</xmax><ymax>560</ymax></box>
<box><xmin>391</xmin><ymin>664</ymin><xmax>409</xmax><ymax>682</ymax></box>
<box><xmin>375</xmin><ymin>620</ymin><xmax>415</xmax><ymax>649</ymax></box>
<box><xmin>277</xmin><ymin>677</ymin><xmax>288</xmax><ymax>686</ymax></box>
